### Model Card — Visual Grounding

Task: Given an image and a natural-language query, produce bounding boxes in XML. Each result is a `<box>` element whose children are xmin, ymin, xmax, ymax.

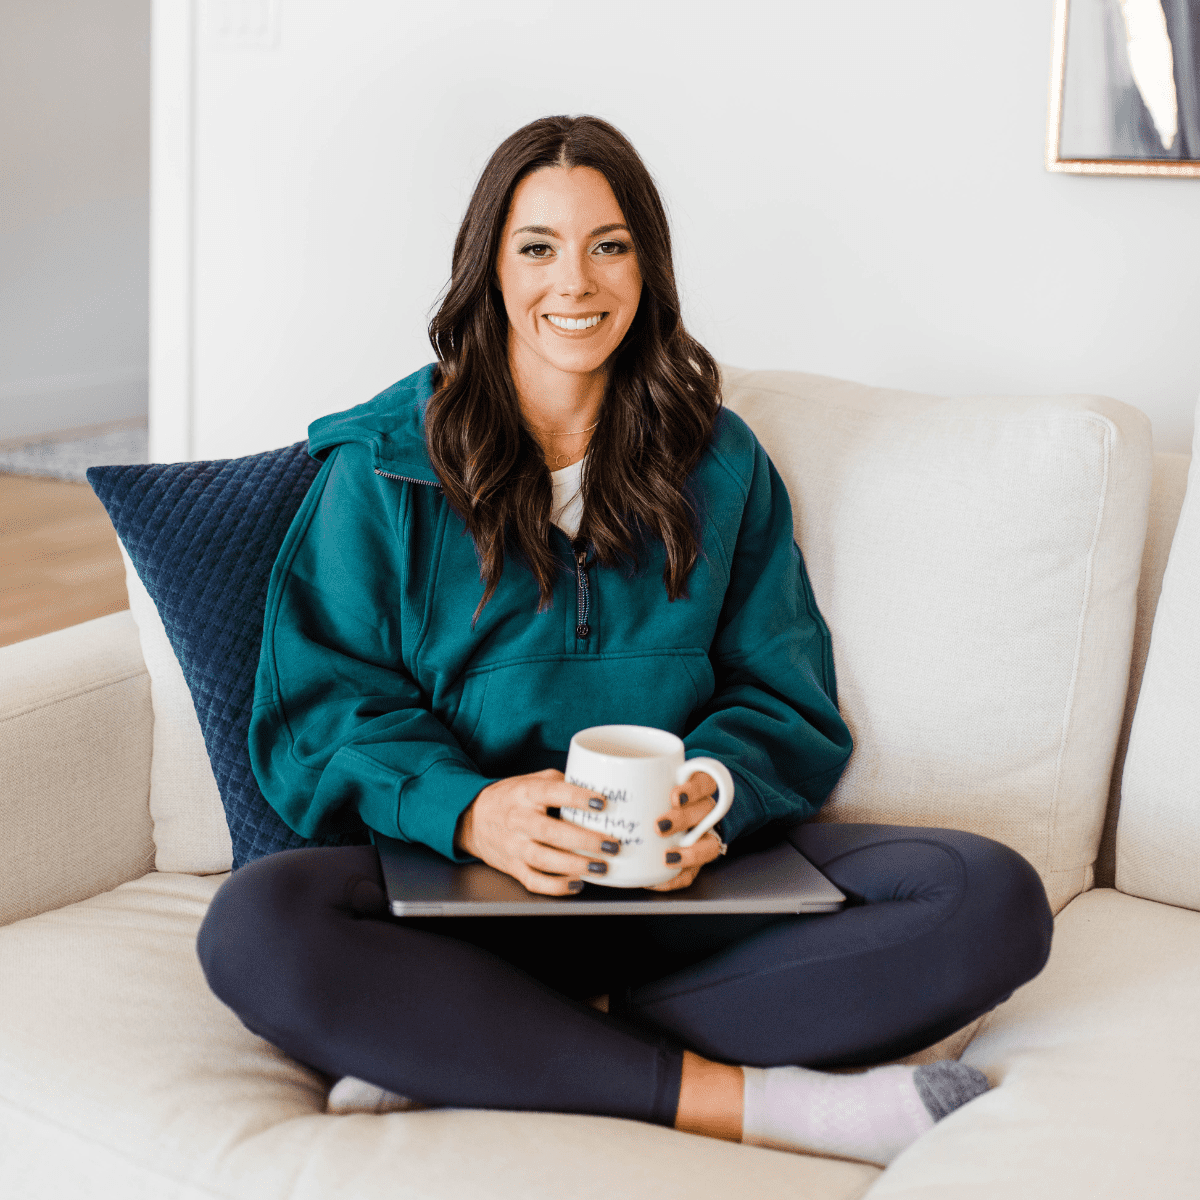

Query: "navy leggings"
<box><xmin>197</xmin><ymin>823</ymin><xmax>1052</xmax><ymax>1128</ymax></box>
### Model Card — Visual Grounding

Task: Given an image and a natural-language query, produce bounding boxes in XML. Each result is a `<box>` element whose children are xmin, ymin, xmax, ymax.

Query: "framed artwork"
<box><xmin>1047</xmin><ymin>0</ymin><xmax>1200</xmax><ymax>176</ymax></box>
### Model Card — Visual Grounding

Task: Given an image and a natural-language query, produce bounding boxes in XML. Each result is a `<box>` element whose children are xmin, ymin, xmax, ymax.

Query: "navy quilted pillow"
<box><xmin>88</xmin><ymin>443</ymin><xmax>370</xmax><ymax>868</ymax></box>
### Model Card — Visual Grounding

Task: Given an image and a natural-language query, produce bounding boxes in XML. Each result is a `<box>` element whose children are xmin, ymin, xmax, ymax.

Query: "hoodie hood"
<box><xmin>306</xmin><ymin>362</ymin><xmax>440</xmax><ymax>485</ymax></box>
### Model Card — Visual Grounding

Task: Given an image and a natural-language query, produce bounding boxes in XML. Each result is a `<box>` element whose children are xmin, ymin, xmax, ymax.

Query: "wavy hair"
<box><xmin>426</xmin><ymin>115</ymin><xmax>721</xmax><ymax>618</ymax></box>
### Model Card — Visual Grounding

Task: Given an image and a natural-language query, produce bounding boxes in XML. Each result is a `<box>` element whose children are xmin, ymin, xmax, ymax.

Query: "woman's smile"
<box><xmin>544</xmin><ymin>312</ymin><xmax>608</xmax><ymax>332</ymax></box>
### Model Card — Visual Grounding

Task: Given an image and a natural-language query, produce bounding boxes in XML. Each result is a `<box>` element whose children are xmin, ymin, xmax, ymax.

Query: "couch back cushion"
<box><xmin>91</xmin><ymin>369</ymin><xmax>1155</xmax><ymax>897</ymax></box>
<box><xmin>723</xmin><ymin>368</ymin><xmax>1153</xmax><ymax>913</ymax></box>
<box><xmin>1117</xmin><ymin>400</ymin><xmax>1200</xmax><ymax>910</ymax></box>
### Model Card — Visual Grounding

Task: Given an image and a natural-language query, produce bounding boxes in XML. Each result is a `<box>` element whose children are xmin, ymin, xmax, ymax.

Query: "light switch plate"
<box><xmin>207</xmin><ymin>0</ymin><xmax>281</xmax><ymax>50</ymax></box>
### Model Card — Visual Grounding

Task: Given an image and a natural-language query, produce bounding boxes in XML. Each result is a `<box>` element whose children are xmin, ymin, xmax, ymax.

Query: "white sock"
<box><xmin>740</xmin><ymin>1061</ymin><xmax>988</xmax><ymax>1166</ymax></box>
<box><xmin>326</xmin><ymin>1075</ymin><xmax>416</xmax><ymax>1115</ymax></box>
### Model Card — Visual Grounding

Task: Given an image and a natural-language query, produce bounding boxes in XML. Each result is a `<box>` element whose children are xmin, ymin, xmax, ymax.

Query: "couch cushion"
<box><xmin>1117</xmin><ymin>398</ymin><xmax>1200</xmax><ymax>910</ymax></box>
<box><xmin>88</xmin><ymin>444</ymin><xmax>370</xmax><ymax>870</ymax></box>
<box><xmin>722</xmin><ymin>369</ymin><xmax>1153</xmax><ymax>913</ymax></box>
<box><xmin>0</xmin><ymin>872</ymin><xmax>878</xmax><ymax>1200</ymax></box>
<box><xmin>863</xmin><ymin>888</ymin><xmax>1200</xmax><ymax>1198</ymax></box>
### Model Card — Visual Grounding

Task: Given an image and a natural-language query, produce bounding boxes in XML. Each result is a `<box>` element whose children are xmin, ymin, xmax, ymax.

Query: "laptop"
<box><xmin>374</xmin><ymin>831</ymin><xmax>845</xmax><ymax>916</ymax></box>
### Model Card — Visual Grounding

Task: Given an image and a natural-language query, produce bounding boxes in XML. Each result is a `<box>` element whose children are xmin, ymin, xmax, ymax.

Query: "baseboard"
<box><xmin>0</xmin><ymin>416</ymin><xmax>147</xmax><ymax>453</ymax></box>
<box><xmin>0</xmin><ymin>371</ymin><xmax>148</xmax><ymax>444</ymax></box>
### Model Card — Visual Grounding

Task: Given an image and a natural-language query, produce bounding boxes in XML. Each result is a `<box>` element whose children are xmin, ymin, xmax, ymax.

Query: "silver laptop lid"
<box><xmin>374</xmin><ymin>834</ymin><xmax>845</xmax><ymax>917</ymax></box>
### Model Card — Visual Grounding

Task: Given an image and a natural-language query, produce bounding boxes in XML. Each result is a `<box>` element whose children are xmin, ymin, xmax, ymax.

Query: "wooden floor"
<box><xmin>0</xmin><ymin>472</ymin><xmax>129</xmax><ymax>648</ymax></box>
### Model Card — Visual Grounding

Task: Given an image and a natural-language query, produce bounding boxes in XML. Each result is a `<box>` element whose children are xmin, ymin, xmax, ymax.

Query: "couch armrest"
<box><xmin>0</xmin><ymin>611</ymin><xmax>155</xmax><ymax>926</ymax></box>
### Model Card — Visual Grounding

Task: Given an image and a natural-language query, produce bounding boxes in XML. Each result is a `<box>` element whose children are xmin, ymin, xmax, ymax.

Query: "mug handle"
<box><xmin>674</xmin><ymin>758</ymin><xmax>735</xmax><ymax>848</ymax></box>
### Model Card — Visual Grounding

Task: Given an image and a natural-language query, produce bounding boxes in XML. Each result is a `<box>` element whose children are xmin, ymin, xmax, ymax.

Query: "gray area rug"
<box><xmin>0</xmin><ymin>426</ymin><xmax>148</xmax><ymax>483</ymax></box>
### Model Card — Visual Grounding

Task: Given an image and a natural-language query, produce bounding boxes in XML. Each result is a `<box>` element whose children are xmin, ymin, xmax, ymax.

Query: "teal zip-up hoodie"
<box><xmin>250</xmin><ymin>364</ymin><xmax>852</xmax><ymax>863</ymax></box>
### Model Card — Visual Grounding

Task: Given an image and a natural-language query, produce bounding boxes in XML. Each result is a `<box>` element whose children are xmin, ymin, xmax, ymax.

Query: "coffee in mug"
<box><xmin>562</xmin><ymin>725</ymin><xmax>734</xmax><ymax>888</ymax></box>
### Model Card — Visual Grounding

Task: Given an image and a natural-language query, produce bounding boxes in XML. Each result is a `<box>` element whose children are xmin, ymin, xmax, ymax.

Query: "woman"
<box><xmin>197</xmin><ymin>115</ymin><xmax>1052</xmax><ymax>1167</ymax></box>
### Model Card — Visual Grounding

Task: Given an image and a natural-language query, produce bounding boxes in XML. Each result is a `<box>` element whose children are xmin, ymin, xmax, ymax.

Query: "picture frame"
<box><xmin>1047</xmin><ymin>0</ymin><xmax>1200</xmax><ymax>177</ymax></box>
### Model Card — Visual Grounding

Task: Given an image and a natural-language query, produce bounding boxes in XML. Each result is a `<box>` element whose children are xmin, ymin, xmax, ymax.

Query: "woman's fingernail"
<box><xmin>657</xmin><ymin>818</ymin><xmax>673</xmax><ymax>833</ymax></box>
<box><xmin>587</xmin><ymin>861</ymin><xmax>608</xmax><ymax>875</ymax></box>
<box><xmin>568</xmin><ymin>880</ymin><xmax>585</xmax><ymax>893</ymax></box>
<box><xmin>679</xmin><ymin>792</ymin><xmax>690</xmax><ymax>805</ymax></box>
<box><xmin>601</xmin><ymin>840</ymin><xmax>621</xmax><ymax>855</ymax></box>
<box><xmin>666</xmin><ymin>851</ymin><xmax>682</xmax><ymax>864</ymax></box>
<box><xmin>589</xmin><ymin>796</ymin><xmax>606</xmax><ymax>810</ymax></box>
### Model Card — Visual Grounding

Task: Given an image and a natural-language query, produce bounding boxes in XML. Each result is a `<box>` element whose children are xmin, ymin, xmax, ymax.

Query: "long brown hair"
<box><xmin>426</xmin><ymin>115</ymin><xmax>721</xmax><ymax>618</ymax></box>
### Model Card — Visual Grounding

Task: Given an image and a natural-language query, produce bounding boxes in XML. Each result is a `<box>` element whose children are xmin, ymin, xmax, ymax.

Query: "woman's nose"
<box><xmin>556</xmin><ymin>250</ymin><xmax>596</xmax><ymax>298</ymax></box>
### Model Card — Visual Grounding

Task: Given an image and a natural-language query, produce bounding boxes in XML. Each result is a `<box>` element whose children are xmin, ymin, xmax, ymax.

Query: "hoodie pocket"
<box><xmin>454</xmin><ymin>651</ymin><xmax>709</xmax><ymax>778</ymax></box>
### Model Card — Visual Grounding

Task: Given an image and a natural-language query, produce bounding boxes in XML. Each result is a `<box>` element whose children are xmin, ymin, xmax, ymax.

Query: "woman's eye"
<box><xmin>594</xmin><ymin>241</ymin><xmax>628</xmax><ymax>256</ymax></box>
<box><xmin>521</xmin><ymin>243</ymin><xmax>554</xmax><ymax>259</ymax></box>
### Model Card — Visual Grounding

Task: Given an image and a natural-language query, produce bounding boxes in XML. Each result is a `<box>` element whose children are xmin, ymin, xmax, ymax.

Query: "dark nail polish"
<box><xmin>568</xmin><ymin>880</ymin><xmax>585</xmax><ymax>893</ymax></box>
<box><xmin>589</xmin><ymin>796</ymin><xmax>606</xmax><ymax>810</ymax></box>
<box><xmin>679</xmin><ymin>792</ymin><xmax>690</xmax><ymax>805</ymax></box>
<box><xmin>657</xmin><ymin>818</ymin><xmax>673</xmax><ymax>833</ymax></box>
<box><xmin>587</xmin><ymin>861</ymin><xmax>608</xmax><ymax>875</ymax></box>
<box><xmin>665</xmin><ymin>851</ymin><xmax>682</xmax><ymax>864</ymax></box>
<box><xmin>601</xmin><ymin>840</ymin><xmax>621</xmax><ymax>855</ymax></box>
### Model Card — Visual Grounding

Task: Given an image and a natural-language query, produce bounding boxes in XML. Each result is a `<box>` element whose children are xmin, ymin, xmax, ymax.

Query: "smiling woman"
<box><xmin>426</xmin><ymin>116</ymin><xmax>721</xmax><ymax>620</ymax></box>
<box><xmin>196</xmin><ymin>114</ymin><xmax>1053</xmax><ymax>1171</ymax></box>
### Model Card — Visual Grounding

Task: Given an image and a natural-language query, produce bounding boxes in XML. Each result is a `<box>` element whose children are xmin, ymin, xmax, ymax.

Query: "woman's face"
<box><xmin>495</xmin><ymin>165</ymin><xmax>643</xmax><ymax>387</ymax></box>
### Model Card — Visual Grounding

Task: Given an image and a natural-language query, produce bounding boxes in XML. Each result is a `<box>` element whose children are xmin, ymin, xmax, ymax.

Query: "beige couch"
<box><xmin>2</xmin><ymin>368</ymin><xmax>1198</xmax><ymax>1199</ymax></box>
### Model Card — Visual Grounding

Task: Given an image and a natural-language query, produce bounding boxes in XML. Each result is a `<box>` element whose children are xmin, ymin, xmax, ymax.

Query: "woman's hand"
<box><xmin>455</xmin><ymin>769</ymin><xmax>618</xmax><ymax>895</ymax></box>
<box><xmin>645</xmin><ymin>771</ymin><xmax>724</xmax><ymax>891</ymax></box>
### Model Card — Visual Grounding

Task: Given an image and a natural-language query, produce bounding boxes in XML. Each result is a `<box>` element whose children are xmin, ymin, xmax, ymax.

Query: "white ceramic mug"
<box><xmin>561</xmin><ymin>725</ymin><xmax>735</xmax><ymax>888</ymax></box>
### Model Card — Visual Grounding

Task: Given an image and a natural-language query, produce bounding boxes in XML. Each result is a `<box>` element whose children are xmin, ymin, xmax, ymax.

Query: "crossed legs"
<box><xmin>196</xmin><ymin>823</ymin><xmax>1052</xmax><ymax>1132</ymax></box>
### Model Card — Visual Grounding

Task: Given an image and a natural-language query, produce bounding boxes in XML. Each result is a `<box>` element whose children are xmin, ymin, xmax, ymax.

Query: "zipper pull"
<box><xmin>575</xmin><ymin>548</ymin><xmax>591</xmax><ymax>639</ymax></box>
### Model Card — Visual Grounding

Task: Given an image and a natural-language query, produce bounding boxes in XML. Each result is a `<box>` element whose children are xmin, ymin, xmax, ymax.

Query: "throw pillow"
<box><xmin>88</xmin><ymin>442</ymin><xmax>371</xmax><ymax>868</ymax></box>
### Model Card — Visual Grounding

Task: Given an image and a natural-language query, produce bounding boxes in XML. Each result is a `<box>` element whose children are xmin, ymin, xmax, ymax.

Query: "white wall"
<box><xmin>156</xmin><ymin>0</ymin><xmax>1200</xmax><ymax>462</ymax></box>
<box><xmin>0</xmin><ymin>0</ymin><xmax>150</xmax><ymax>442</ymax></box>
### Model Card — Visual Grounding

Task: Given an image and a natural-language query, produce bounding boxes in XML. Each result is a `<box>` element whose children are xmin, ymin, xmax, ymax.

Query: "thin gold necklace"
<box><xmin>530</xmin><ymin>418</ymin><xmax>599</xmax><ymax>469</ymax></box>
<box><xmin>530</xmin><ymin>418</ymin><xmax>599</xmax><ymax>438</ymax></box>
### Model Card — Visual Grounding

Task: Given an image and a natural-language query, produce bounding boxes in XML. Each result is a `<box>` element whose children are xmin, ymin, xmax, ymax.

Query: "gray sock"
<box><xmin>912</xmin><ymin>1061</ymin><xmax>990</xmax><ymax>1122</ymax></box>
